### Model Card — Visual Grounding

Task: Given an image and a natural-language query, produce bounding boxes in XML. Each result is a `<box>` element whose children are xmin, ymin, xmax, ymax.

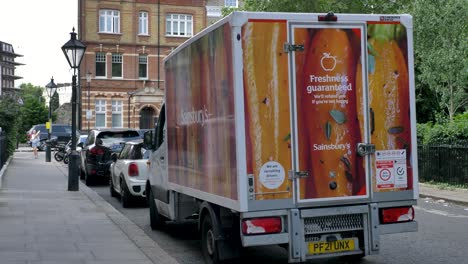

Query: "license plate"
<box><xmin>308</xmin><ymin>238</ymin><xmax>355</xmax><ymax>254</ymax></box>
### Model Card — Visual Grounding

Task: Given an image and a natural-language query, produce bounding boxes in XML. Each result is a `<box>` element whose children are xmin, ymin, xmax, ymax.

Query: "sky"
<box><xmin>1</xmin><ymin>0</ymin><xmax>78</xmax><ymax>87</ymax></box>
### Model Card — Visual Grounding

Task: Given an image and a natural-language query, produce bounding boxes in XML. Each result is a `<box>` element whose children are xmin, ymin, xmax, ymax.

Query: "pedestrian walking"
<box><xmin>30</xmin><ymin>129</ymin><xmax>41</xmax><ymax>159</ymax></box>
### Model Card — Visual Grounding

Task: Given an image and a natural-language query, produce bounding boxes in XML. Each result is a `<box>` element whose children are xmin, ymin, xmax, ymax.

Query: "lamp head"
<box><xmin>61</xmin><ymin>27</ymin><xmax>86</xmax><ymax>70</ymax></box>
<box><xmin>45</xmin><ymin>77</ymin><xmax>58</xmax><ymax>98</ymax></box>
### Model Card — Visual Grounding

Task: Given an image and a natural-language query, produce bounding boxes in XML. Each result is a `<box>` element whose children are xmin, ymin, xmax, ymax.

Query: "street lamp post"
<box><xmin>86</xmin><ymin>71</ymin><xmax>92</xmax><ymax>133</ymax></box>
<box><xmin>45</xmin><ymin>77</ymin><xmax>57</xmax><ymax>163</ymax></box>
<box><xmin>61</xmin><ymin>28</ymin><xmax>86</xmax><ymax>191</ymax></box>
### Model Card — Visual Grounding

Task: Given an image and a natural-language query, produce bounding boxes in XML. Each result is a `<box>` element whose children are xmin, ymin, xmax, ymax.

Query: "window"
<box><xmin>95</xmin><ymin>99</ymin><xmax>106</xmax><ymax>128</ymax></box>
<box><xmin>225</xmin><ymin>0</ymin><xmax>238</xmax><ymax>7</ymax></box>
<box><xmin>96</xmin><ymin>52</ymin><xmax>106</xmax><ymax>77</ymax></box>
<box><xmin>112</xmin><ymin>100</ymin><xmax>123</xmax><ymax>128</ymax></box>
<box><xmin>166</xmin><ymin>14</ymin><xmax>193</xmax><ymax>37</ymax></box>
<box><xmin>139</xmin><ymin>12</ymin><xmax>148</xmax><ymax>35</ymax></box>
<box><xmin>99</xmin><ymin>9</ymin><xmax>120</xmax><ymax>33</ymax></box>
<box><xmin>138</xmin><ymin>54</ymin><xmax>148</xmax><ymax>79</ymax></box>
<box><xmin>119</xmin><ymin>144</ymin><xmax>131</xmax><ymax>159</ymax></box>
<box><xmin>112</xmin><ymin>53</ymin><xmax>122</xmax><ymax>78</ymax></box>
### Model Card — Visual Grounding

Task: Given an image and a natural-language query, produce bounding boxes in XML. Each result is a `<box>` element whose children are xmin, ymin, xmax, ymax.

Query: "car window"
<box><xmin>129</xmin><ymin>145</ymin><xmax>143</xmax><ymax>160</ymax></box>
<box><xmin>87</xmin><ymin>131</ymin><xmax>95</xmax><ymax>145</ymax></box>
<box><xmin>53</xmin><ymin>126</ymin><xmax>66</xmax><ymax>133</ymax></box>
<box><xmin>143</xmin><ymin>148</ymin><xmax>150</xmax><ymax>159</ymax></box>
<box><xmin>36</xmin><ymin>125</ymin><xmax>46</xmax><ymax>132</ymax></box>
<box><xmin>79</xmin><ymin>136</ymin><xmax>88</xmax><ymax>145</ymax></box>
<box><xmin>97</xmin><ymin>131</ymin><xmax>140</xmax><ymax>152</ymax></box>
<box><xmin>119</xmin><ymin>144</ymin><xmax>131</xmax><ymax>159</ymax></box>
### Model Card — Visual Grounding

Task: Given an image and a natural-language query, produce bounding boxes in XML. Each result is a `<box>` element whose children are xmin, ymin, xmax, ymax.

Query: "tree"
<box><xmin>411</xmin><ymin>0</ymin><xmax>468</xmax><ymax>121</ymax></box>
<box><xmin>241</xmin><ymin>0</ymin><xmax>412</xmax><ymax>14</ymax></box>
<box><xmin>0</xmin><ymin>96</ymin><xmax>21</xmax><ymax>155</ymax></box>
<box><xmin>18</xmin><ymin>83</ymin><xmax>48</xmax><ymax>142</ymax></box>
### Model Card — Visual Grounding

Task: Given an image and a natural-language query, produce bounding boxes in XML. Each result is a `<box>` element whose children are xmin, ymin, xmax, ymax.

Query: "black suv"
<box><xmin>79</xmin><ymin>129</ymin><xmax>141</xmax><ymax>186</ymax></box>
<box><xmin>27</xmin><ymin>124</ymin><xmax>78</xmax><ymax>150</ymax></box>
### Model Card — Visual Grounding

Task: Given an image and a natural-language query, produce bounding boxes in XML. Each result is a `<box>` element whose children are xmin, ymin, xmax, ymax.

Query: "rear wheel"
<box><xmin>201</xmin><ymin>214</ymin><xmax>220</xmax><ymax>264</ymax></box>
<box><xmin>109</xmin><ymin>177</ymin><xmax>118</xmax><ymax>197</ymax></box>
<box><xmin>121</xmin><ymin>180</ymin><xmax>132</xmax><ymax>208</ymax></box>
<box><xmin>84</xmin><ymin>166</ymin><xmax>93</xmax><ymax>186</ymax></box>
<box><xmin>54</xmin><ymin>152</ymin><xmax>64</xmax><ymax>162</ymax></box>
<box><xmin>149</xmin><ymin>188</ymin><xmax>166</xmax><ymax>230</ymax></box>
<box><xmin>79</xmin><ymin>165</ymin><xmax>85</xmax><ymax>180</ymax></box>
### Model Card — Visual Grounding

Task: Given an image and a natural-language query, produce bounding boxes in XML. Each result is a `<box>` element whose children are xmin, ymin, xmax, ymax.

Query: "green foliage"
<box><xmin>242</xmin><ymin>0</ymin><xmax>412</xmax><ymax>14</ymax></box>
<box><xmin>0</xmin><ymin>96</ymin><xmax>20</xmax><ymax>156</ymax></box>
<box><xmin>417</xmin><ymin>112</ymin><xmax>468</xmax><ymax>145</ymax></box>
<box><xmin>18</xmin><ymin>83</ymin><xmax>48</xmax><ymax>142</ymax></box>
<box><xmin>411</xmin><ymin>0</ymin><xmax>468</xmax><ymax>121</ymax></box>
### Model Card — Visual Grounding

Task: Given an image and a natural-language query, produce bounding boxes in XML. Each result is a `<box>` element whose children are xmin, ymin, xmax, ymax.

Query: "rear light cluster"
<box><xmin>380</xmin><ymin>206</ymin><xmax>415</xmax><ymax>224</ymax></box>
<box><xmin>241</xmin><ymin>217</ymin><xmax>282</xmax><ymax>235</ymax></box>
<box><xmin>128</xmin><ymin>163</ymin><xmax>139</xmax><ymax>177</ymax></box>
<box><xmin>89</xmin><ymin>147</ymin><xmax>105</xmax><ymax>155</ymax></box>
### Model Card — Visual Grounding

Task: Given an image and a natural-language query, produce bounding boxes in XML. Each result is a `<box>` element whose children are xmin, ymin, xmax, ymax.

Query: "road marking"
<box><xmin>414</xmin><ymin>206</ymin><xmax>468</xmax><ymax>218</ymax></box>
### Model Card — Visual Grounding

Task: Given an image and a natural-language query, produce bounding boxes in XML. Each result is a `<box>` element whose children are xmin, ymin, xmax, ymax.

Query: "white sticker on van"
<box><xmin>259</xmin><ymin>161</ymin><xmax>285</xmax><ymax>190</ymax></box>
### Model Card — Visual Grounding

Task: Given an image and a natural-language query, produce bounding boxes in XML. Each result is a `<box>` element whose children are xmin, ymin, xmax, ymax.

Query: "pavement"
<box><xmin>0</xmin><ymin>147</ymin><xmax>179</xmax><ymax>264</ymax></box>
<box><xmin>1</xmin><ymin>147</ymin><xmax>467</xmax><ymax>263</ymax></box>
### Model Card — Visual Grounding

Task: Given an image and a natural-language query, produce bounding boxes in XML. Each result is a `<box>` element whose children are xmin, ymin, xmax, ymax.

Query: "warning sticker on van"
<box><xmin>375</xmin><ymin>150</ymin><xmax>407</xmax><ymax>189</ymax></box>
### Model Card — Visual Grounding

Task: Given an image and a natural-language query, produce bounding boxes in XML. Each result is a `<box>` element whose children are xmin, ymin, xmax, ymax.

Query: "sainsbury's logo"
<box><xmin>179</xmin><ymin>106</ymin><xmax>209</xmax><ymax>126</ymax></box>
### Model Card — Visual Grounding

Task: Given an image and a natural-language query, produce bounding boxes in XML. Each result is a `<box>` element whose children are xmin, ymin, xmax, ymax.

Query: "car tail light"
<box><xmin>380</xmin><ymin>206</ymin><xmax>415</xmax><ymax>224</ymax></box>
<box><xmin>128</xmin><ymin>163</ymin><xmax>139</xmax><ymax>177</ymax></box>
<box><xmin>241</xmin><ymin>217</ymin><xmax>282</xmax><ymax>235</ymax></box>
<box><xmin>90</xmin><ymin>146</ymin><xmax>105</xmax><ymax>155</ymax></box>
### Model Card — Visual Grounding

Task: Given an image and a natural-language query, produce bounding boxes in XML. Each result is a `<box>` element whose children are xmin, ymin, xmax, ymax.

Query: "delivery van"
<box><xmin>145</xmin><ymin>11</ymin><xmax>418</xmax><ymax>263</ymax></box>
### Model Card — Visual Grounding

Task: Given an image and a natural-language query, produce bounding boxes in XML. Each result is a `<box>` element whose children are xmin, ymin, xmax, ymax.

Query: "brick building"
<box><xmin>78</xmin><ymin>0</ymin><xmax>206</xmax><ymax>131</ymax></box>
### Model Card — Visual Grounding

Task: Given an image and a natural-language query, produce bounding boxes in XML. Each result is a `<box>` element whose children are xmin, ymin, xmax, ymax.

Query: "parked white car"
<box><xmin>109</xmin><ymin>139</ymin><xmax>149</xmax><ymax>207</ymax></box>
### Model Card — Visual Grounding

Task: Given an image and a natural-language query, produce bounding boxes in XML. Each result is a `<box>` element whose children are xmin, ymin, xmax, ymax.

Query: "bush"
<box><xmin>417</xmin><ymin>112</ymin><xmax>468</xmax><ymax>145</ymax></box>
<box><xmin>0</xmin><ymin>96</ymin><xmax>21</xmax><ymax>157</ymax></box>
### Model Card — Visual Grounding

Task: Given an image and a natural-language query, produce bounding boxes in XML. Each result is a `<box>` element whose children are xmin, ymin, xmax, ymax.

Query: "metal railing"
<box><xmin>0</xmin><ymin>131</ymin><xmax>6</xmax><ymax>169</ymax></box>
<box><xmin>418</xmin><ymin>145</ymin><xmax>468</xmax><ymax>187</ymax></box>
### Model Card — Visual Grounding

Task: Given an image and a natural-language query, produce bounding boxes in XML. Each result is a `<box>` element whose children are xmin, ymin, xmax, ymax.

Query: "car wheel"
<box><xmin>149</xmin><ymin>188</ymin><xmax>166</xmax><ymax>230</ymax></box>
<box><xmin>79</xmin><ymin>165</ymin><xmax>85</xmax><ymax>180</ymax></box>
<box><xmin>201</xmin><ymin>214</ymin><xmax>220</xmax><ymax>264</ymax></box>
<box><xmin>110</xmin><ymin>177</ymin><xmax>118</xmax><ymax>198</ymax></box>
<box><xmin>84</xmin><ymin>166</ymin><xmax>93</xmax><ymax>186</ymax></box>
<box><xmin>121</xmin><ymin>179</ymin><xmax>132</xmax><ymax>208</ymax></box>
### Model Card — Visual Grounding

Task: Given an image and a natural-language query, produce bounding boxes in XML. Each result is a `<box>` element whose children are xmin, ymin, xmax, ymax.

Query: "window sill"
<box><xmin>138</xmin><ymin>34</ymin><xmax>150</xmax><ymax>37</ymax></box>
<box><xmin>98</xmin><ymin>32</ymin><xmax>122</xmax><ymax>35</ymax></box>
<box><xmin>165</xmin><ymin>35</ymin><xmax>192</xmax><ymax>38</ymax></box>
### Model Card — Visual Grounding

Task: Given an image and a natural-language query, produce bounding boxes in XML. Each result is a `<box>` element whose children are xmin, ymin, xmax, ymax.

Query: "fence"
<box><xmin>0</xmin><ymin>131</ymin><xmax>6</xmax><ymax>169</ymax></box>
<box><xmin>418</xmin><ymin>145</ymin><xmax>468</xmax><ymax>187</ymax></box>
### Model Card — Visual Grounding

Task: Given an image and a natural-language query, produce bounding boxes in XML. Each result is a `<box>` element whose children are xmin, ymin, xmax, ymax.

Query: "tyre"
<box><xmin>63</xmin><ymin>153</ymin><xmax>69</xmax><ymax>164</ymax></box>
<box><xmin>84</xmin><ymin>166</ymin><xmax>93</xmax><ymax>186</ymax></box>
<box><xmin>201</xmin><ymin>214</ymin><xmax>220</xmax><ymax>264</ymax></box>
<box><xmin>121</xmin><ymin>179</ymin><xmax>132</xmax><ymax>208</ymax></box>
<box><xmin>149</xmin><ymin>188</ymin><xmax>166</xmax><ymax>230</ymax></box>
<box><xmin>54</xmin><ymin>152</ymin><xmax>64</xmax><ymax>162</ymax></box>
<box><xmin>80</xmin><ymin>165</ymin><xmax>85</xmax><ymax>180</ymax></box>
<box><xmin>109</xmin><ymin>177</ymin><xmax>118</xmax><ymax>198</ymax></box>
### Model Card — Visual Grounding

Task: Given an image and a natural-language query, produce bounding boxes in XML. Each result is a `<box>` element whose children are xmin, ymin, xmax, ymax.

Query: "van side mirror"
<box><xmin>143</xmin><ymin>130</ymin><xmax>154</xmax><ymax>150</ymax></box>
